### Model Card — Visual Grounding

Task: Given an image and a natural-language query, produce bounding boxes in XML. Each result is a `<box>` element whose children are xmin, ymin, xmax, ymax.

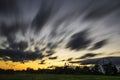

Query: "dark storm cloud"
<box><xmin>60</xmin><ymin>58</ymin><xmax>73</xmax><ymax>62</ymax></box>
<box><xmin>61</xmin><ymin>59</ymin><xmax>65</xmax><ymax>62</ymax></box>
<box><xmin>0</xmin><ymin>23</ymin><xmax>19</xmax><ymax>37</ymax></box>
<box><xmin>47</xmin><ymin>42</ymin><xmax>57</xmax><ymax>50</ymax></box>
<box><xmin>0</xmin><ymin>22</ymin><xmax>27</xmax><ymax>37</ymax></box>
<box><xmin>9</xmin><ymin>41</ymin><xmax>28</xmax><ymax>51</ymax></box>
<box><xmin>83</xmin><ymin>0</ymin><xmax>120</xmax><ymax>20</ymax></box>
<box><xmin>42</xmin><ymin>43</ymin><xmax>57</xmax><ymax>57</ymax></box>
<box><xmin>0</xmin><ymin>41</ymin><xmax>8</xmax><ymax>48</ymax></box>
<box><xmin>67</xmin><ymin>58</ymin><xmax>73</xmax><ymax>61</ymax></box>
<box><xmin>34</xmin><ymin>47</ymin><xmax>40</xmax><ymax>52</ymax></box>
<box><xmin>80</xmin><ymin>57</ymin><xmax>120</xmax><ymax>65</ymax></box>
<box><xmin>0</xmin><ymin>23</ymin><xmax>19</xmax><ymax>47</ymax></box>
<box><xmin>39</xmin><ymin>60</ymin><xmax>45</xmax><ymax>64</ymax></box>
<box><xmin>0</xmin><ymin>0</ymin><xmax>18</xmax><ymax>16</ymax></box>
<box><xmin>45</xmin><ymin>51</ymin><xmax>54</xmax><ymax>57</ymax></box>
<box><xmin>0</xmin><ymin>23</ymin><xmax>28</xmax><ymax>51</ymax></box>
<box><xmin>66</xmin><ymin>29</ymin><xmax>92</xmax><ymax>50</ymax></box>
<box><xmin>0</xmin><ymin>49</ymin><xmax>44</xmax><ymax>62</ymax></box>
<box><xmin>69</xmin><ymin>61</ymin><xmax>80</xmax><ymax>64</ymax></box>
<box><xmin>90</xmin><ymin>40</ymin><xmax>108</xmax><ymax>50</ymax></box>
<box><xmin>77</xmin><ymin>53</ymin><xmax>98</xmax><ymax>59</ymax></box>
<box><xmin>49</xmin><ymin>56</ymin><xmax>57</xmax><ymax>60</ymax></box>
<box><xmin>32</xmin><ymin>0</ymin><xmax>59</xmax><ymax>32</ymax></box>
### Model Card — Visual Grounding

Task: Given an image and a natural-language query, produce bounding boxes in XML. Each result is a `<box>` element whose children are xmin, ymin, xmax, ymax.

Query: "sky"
<box><xmin>0</xmin><ymin>0</ymin><xmax>120</xmax><ymax>70</ymax></box>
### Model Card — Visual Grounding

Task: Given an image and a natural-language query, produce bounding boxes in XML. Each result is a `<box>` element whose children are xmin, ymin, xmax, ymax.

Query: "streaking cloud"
<box><xmin>0</xmin><ymin>0</ymin><xmax>120</xmax><ymax>68</ymax></box>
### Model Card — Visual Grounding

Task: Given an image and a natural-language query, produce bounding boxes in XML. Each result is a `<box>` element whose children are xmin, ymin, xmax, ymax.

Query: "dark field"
<box><xmin>0</xmin><ymin>74</ymin><xmax>120</xmax><ymax>80</ymax></box>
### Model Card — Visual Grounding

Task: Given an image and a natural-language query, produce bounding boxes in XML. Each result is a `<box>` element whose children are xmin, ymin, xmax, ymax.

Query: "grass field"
<box><xmin>0</xmin><ymin>74</ymin><xmax>120</xmax><ymax>80</ymax></box>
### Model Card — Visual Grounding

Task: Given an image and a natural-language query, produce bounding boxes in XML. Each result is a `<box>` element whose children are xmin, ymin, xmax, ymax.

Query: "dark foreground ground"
<box><xmin>0</xmin><ymin>74</ymin><xmax>120</xmax><ymax>80</ymax></box>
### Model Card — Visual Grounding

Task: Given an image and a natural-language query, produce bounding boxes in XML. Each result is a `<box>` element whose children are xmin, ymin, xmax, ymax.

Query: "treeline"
<box><xmin>0</xmin><ymin>63</ymin><xmax>120</xmax><ymax>75</ymax></box>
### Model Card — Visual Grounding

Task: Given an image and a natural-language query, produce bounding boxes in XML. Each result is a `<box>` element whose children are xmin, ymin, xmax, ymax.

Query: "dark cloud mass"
<box><xmin>9</xmin><ymin>41</ymin><xmax>28</xmax><ymax>51</ymax></box>
<box><xmin>67</xmin><ymin>58</ymin><xmax>73</xmax><ymax>61</ymax></box>
<box><xmin>45</xmin><ymin>50</ymin><xmax>54</xmax><ymax>57</ymax></box>
<box><xmin>66</xmin><ymin>29</ymin><xmax>92</xmax><ymax>50</ymax></box>
<box><xmin>0</xmin><ymin>23</ymin><xmax>28</xmax><ymax>50</ymax></box>
<box><xmin>78</xmin><ymin>53</ymin><xmax>97</xmax><ymax>59</ymax></box>
<box><xmin>0</xmin><ymin>49</ymin><xmax>44</xmax><ymax>62</ymax></box>
<box><xmin>90</xmin><ymin>40</ymin><xmax>108</xmax><ymax>50</ymax></box>
<box><xmin>0</xmin><ymin>23</ymin><xmax>20</xmax><ymax>37</ymax></box>
<box><xmin>0</xmin><ymin>0</ymin><xmax>120</xmax><ymax>64</ymax></box>
<box><xmin>39</xmin><ymin>60</ymin><xmax>45</xmax><ymax>64</ymax></box>
<box><xmin>84</xmin><ymin>0</ymin><xmax>120</xmax><ymax>20</ymax></box>
<box><xmin>0</xmin><ymin>0</ymin><xmax>18</xmax><ymax>15</ymax></box>
<box><xmin>49</xmin><ymin>56</ymin><xmax>57</xmax><ymax>60</ymax></box>
<box><xmin>32</xmin><ymin>0</ymin><xmax>53</xmax><ymax>32</ymax></box>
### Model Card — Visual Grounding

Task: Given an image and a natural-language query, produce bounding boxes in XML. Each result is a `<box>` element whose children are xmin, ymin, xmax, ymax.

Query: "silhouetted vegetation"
<box><xmin>0</xmin><ymin>62</ymin><xmax>120</xmax><ymax>75</ymax></box>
